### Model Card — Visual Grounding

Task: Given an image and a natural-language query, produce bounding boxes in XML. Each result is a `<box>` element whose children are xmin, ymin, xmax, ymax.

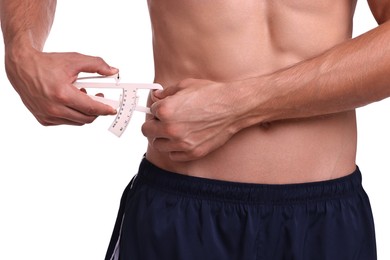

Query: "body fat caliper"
<box><xmin>74</xmin><ymin>73</ymin><xmax>162</xmax><ymax>137</ymax></box>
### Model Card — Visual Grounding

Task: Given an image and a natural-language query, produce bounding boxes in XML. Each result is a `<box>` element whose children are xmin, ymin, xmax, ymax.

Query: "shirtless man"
<box><xmin>0</xmin><ymin>0</ymin><xmax>385</xmax><ymax>259</ymax></box>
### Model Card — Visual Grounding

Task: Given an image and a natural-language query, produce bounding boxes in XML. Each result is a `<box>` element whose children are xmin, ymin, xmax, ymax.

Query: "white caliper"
<box><xmin>74</xmin><ymin>73</ymin><xmax>162</xmax><ymax>137</ymax></box>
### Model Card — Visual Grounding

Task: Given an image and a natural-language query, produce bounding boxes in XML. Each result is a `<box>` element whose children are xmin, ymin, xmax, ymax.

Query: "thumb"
<box><xmin>73</xmin><ymin>53</ymin><xmax>119</xmax><ymax>76</ymax></box>
<box><xmin>153</xmin><ymin>84</ymin><xmax>181</xmax><ymax>99</ymax></box>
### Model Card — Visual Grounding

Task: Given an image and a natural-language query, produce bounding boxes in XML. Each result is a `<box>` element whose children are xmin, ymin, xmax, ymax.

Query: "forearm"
<box><xmin>240</xmin><ymin>21</ymin><xmax>390</xmax><ymax>126</ymax></box>
<box><xmin>0</xmin><ymin>0</ymin><xmax>118</xmax><ymax>126</ymax></box>
<box><xmin>0</xmin><ymin>0</ymin><xmax>57</xmax><ymax>51</ymax></box>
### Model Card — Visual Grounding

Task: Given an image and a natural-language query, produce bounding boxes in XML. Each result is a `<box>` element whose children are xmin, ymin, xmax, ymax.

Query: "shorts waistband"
<box><xmin>136</xmin><ymin>158</ymin><xmax>364</xmax><ymax>204</ymax></box>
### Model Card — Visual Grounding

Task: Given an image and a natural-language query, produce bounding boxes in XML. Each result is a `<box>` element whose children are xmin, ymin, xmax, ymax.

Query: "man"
<box><xmin>0</xmin><ymin>0</ymin><xmax>386</xmax><ymax>259</ymax></box>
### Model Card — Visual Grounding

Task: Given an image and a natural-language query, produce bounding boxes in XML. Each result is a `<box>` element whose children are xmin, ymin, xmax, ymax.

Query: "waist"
<box><xmin>146</xmin><ymin>110</ymin><xmax>357</xmax><ymax>184</ymax></box>
<box><xmin>136</xmin><ymin>158</ymin><xmax>363</xmax><ymax>205</ymax></box>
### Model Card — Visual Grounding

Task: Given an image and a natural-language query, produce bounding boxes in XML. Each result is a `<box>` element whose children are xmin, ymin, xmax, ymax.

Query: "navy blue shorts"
<box><xmin>105</xmin><ymin>159</ymin><xmax>377</xmax><ymax>260</ymax></box>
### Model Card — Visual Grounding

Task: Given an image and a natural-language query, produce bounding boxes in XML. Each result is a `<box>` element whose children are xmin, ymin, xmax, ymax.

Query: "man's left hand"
<box><xmin>142</xmin><ymin>78</ymin><xmax>249</xmax><ymax>161</ymax></box>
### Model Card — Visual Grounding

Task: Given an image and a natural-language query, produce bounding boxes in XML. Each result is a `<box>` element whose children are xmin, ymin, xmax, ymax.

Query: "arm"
<box><xmin>143</xmin><ymin>0</ymin><xmax>390</xmax><ymax>161</ymax></box>
<box><xmin>0</xmin><ymin>0</ymin><xmax>56</xmax><ymax>51</ymax></box>
<box><xmin>0</xmin><ymin>0</ymin><xmax>118</xmax><ymax>126</ymax></box>
<box><xmin>235</xmin><ymin>2</ymin><xmax>390</xmax><ymax>127</ymax></box>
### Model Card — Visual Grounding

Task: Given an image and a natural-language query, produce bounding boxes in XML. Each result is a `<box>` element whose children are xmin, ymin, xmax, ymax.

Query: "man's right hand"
<box><xmin>4</xmin><ymin>46</ymin><xmax>118</xmax><ymax>126</ymax></box>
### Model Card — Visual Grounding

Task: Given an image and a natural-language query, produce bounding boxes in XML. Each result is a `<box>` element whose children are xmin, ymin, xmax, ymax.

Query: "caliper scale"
<box><xmin>74</xmin><ymin>73</ymin><xmax>162</xmax><ymax>137</ymax></box>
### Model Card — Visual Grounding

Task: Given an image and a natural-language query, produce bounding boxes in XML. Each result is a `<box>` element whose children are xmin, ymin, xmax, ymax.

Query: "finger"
<box><xmin>152</xmin><ymin>138</ymin><xmax>172</xmax><ymax>152</ymax></box>
<box><xmin>168</xmin><ymin>150</ymin><xmax>204</xmax><ymax>162</ymax></box>
<box><xmin>150</xmin><ymin>89</ymin><xmax>162</xmax><ymax>102</ymax></box>
<box><xmin>141</xmin><ymin>119</ymin><xmax>171</xmax><ymax>139</ymax></box>
<box><xmin>167</xmin><ymin>143</ymin><xmax>210</xmax><ymax>161</ymax></box>
<box><xmin>37</xmin><ymin>117</ymin><xmax>84</xmax><ymax>126</ymax></box>
<box><xmin>149</xmin><ymin>100</ymin><xmax>161</xmax><ymax>119</ymax></box>
<box><xmin>149</xmin><ymin>98</ymin><xmax>177</xmax><ymax>121</ymax></box>
<box><xmin>169</xmin><ymin>151</ymin><xmax>191</xmax><ymax>162</ymax></box>
<box><xmin>153</xmin><ymin>81</ymin><xmax>185</xmax><ymax>99</ymax></box>
<box><xmin>72</xmin><ymin>53</ymin><xmax>119</xmax><ymax>76</ymax></box>
<box><xmin>153</xmin><ymin>87</ymin><xmax>179</xmax><ymax>99</ymax></box>
<box><xmin>60</xmin><ymin>106</ymin><xmax>99</xmax><ymax>124</ymax></box>
<box><xmin>66</xmin><ymin>85</ymin><xmax>117</xmax><ymax>116</ymax></box>
<box><xmin>40</xmin><ymin>117</ymin><xmax>94</xmax><ymax>126</ymax></box>
<box><xmin>78</xmin><ymin>88</ymin><xmax>104</xmax><ymax>98</ymax></box>
<box><xmin>152</xmin><ymin>89</ymin><xmax>165</xmax><ymax>99</ymax></box>
<box><xmin>37</xmin><ymin>106</ymin><xmax>98</xmax><ymax>126</ymax></box>
<box><xmin>61</xmin><ymin>115</ymin><xmax>98</xmax><ymax>125</ymax></box>
<box><xmin>152</xmin><ymin>138</ymin><xmax>189</xmax><ymax>153</ymax></box>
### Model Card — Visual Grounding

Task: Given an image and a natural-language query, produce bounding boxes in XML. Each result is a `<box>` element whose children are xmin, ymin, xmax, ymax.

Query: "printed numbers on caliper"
<box><xmin>73</xmin><ymin>73</ymin><xmax>162</xmax><ymax>137</ymax></box>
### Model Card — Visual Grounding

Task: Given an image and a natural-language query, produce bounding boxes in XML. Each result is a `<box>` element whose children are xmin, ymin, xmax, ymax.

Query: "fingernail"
<box><xmin>154</xmin><ymin>89</ymin><xmax>163</xmax><ymax>96</ymax></box>
<box><xmin>110</xmin><ymin>108</ymin><xmax>117</xmax><ymax>115</ymax></box>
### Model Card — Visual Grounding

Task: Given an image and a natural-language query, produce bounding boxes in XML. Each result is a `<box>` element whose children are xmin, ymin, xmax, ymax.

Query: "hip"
<box><xmin>107</xmin><ymin>158</ymin><xmax>376</xmax><ymax>260</ymax></box>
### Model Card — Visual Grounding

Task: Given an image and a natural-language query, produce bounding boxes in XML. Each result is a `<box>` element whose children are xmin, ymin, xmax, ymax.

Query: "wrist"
<box><xmin>228</xmin><ymin>77</ymin><xmax>268</xmax><ymax>132</ymax></box>
<box><xmin>5</xmin><ymin>38</ymin><xmax>40</xmax><ymax>68</ymax></box>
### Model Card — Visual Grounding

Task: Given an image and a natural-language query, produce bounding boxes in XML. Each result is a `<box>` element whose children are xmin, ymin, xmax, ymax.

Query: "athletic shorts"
<box><xmin>105</xmin><ymin>158</ymin><xmax>377</xmax><ymax>260</ymax></box>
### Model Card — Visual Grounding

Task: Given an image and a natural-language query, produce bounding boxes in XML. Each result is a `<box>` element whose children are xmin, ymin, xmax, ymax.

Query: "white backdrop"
<box><xmin>0</xmin><ymin>1</ymin><xmax>389</xmax><ymax>259</ymax></box>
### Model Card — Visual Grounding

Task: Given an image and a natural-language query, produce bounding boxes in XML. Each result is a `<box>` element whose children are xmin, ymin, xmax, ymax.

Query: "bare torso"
<box><xmin>145</xmin><ymin>0</ymin><xmax>358</xmax><ymax>184</ymax></box>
